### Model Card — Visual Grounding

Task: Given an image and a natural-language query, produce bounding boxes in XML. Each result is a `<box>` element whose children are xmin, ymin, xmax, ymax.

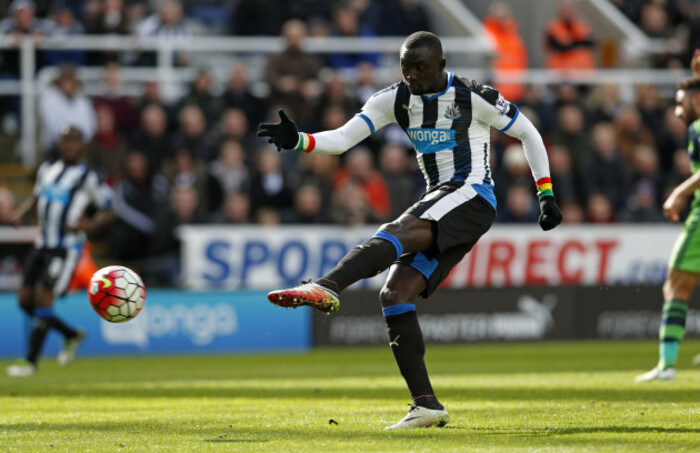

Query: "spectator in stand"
<box><xmin>328</xmin><ymin>3</ymin><xmax>379</xmax><ymax>69</ymax></box>
<box><xmin>330</xmin><ymin>179</ymin><xmax>380</xmax><ymax>225</ymax></box>
<box><xmin>658</xmin><ymin>104</ymin><xmax>690</xmax><ymax>160</ymax></box>
<box><xmin>231</xmin><ymin>0</ymin><xmax>287</xmax><ymax>36</ymax></box>
<box><xmin>84</xmin><ymin>0</ymin><xmax>128</xmax><ymax>35</ymax></box>
<box><xmin>223</xmin><ymin>62</ymin><xmax>266</xmax><ymax>127</ymax></box>
<box><xmin>136</xmin><ymin>0</ymin><xmax>194</xmax><ymax>66</ymax></box>
<box><xmin>585</xmin><ymin>191</ymin><xmax>617</xmax><ymax>223</ymax></box>
<box><xmin>548</xmin><ymin>103</ymin><xmax>591</xmax><ymax>171</ymax></box>
<box><xmin>39</xmin><ymin>65</ymin><xmax>96</xmax><ymax>158</ymax></box>
<box><xmin>171</xmin><ymin>105</ymin><xmax>217</xmax><ymax>162</ymax></box>
<box><xmin>256</xmin><ymin>206</ymin><xmax>281</xmax><ymax>225</ymax></box>
<box><xmin>547</xmin><ymin>144</ymin><xmax>578</xmax><ymax>205</ymax></box>
<box><xmin>498</xmin><ymin>182</ymin><xmax>539</xmax><ymax>223</ymax></box>
<box><xmin>0</xmin><ymin>0</ymin><xmax>55</xmax><ymax>77</ymax></box>
<box><xmin>298</xmin><ymin>152</ymin><xmax>339</xmax><ymax>213</ymax></box>
<box><xmin>314</xmin><ymin>71</ymin><xmax>360</xmax><ymax>130</ymax></box>
<box><xmin>0</xmin><ymin>185</ymin><xmax>15</xmax><ymax>224</ymax></box>
<box><xmin>381</xmin><ymin>0</ymin><xmax>431</xmax><ymax>36</ymax></box>
<box><xmin>629</xmin><ymin>142</ymin><xmax>664</xmax><ymax>198</ymax></box>
<box><xmin>482</xmin><ymin>2</ymin><xmax>528</xmax><ymax>101</ymax></box>
<box><xmin>85</xmin><ymin>104</ymin><xmax>128</xmax><ymax>186</ymax></box>
<box><xmin>637</xmin><ymin>84</ymin><xmax>668</xmax><ymax>158</ymax></box>
<box><xmin>355</xmin><ymin>61</ymin><xmax>379</xmax><ymax>104</ymax></box>
<box><xmin>208</xmin><ymin>139</ymin><xmax>251</xmax><ymax>195</ymax></box>
<box><xmin>349</xmin><ymin>0</ymin><xmax>383</xmax><ymax>34</ymax></box>
<box><xmin>620</xmin><ymin>180</ymin><xmax>665</xmax><ymax>223</ymax></box>
<box><xmin>613</xmin><ymin>104</ymin><xmax>656</xmax><ymax>163</ymax></box>
<box><xmin>44</xmin><ymin>4</ymin><xmax>84</xmax><ymax>67</ymax></box>
<box><xmin>93</xmin><ymin>62</ymin><xmax>139</xmax><ymax>136</ymax></box>
<box><xmin>218</xmin><ymin>108</ymin><xmax>259</xmax><ymax>161</ymax></box>
<box><xmin>639</xmin><ymin>1</ymin><xmax>685</xmax><ymax>68</ymax></box>
<box><xmin>135</xmin><ymin>80</ymin><xmax>171</xmax><ymax>119</ymax></box>
<box><xmin>286</xmin><ymin>0</ymin><xmax>332</xmax><ymax>23</ymax></box>
<box><xmin>579</xmin><ymin>122</ymin><xmax>631</xmax><ymax>211</ymax></box>
<box><xmin>249</xmin><ymin>147</ymin><xmax>295</xmax><ymax>214</ymax></box>
<box><xmin>493</xmin><ymin>143</ymin><xmax>532</xmax><ymax>203</ymax></box>
<box><xmin>151</xmin><ymin>184</ymin><xmax>205</xmax><ymax>285</ymax></box>
<box><xmin>286</xmin><ymin>183</ymin><xmax>328</xmax><ymax>224</ymax></box>
<box><xmin>519</xmin><ymin>84</ymin><xmax>557</xmax><ymax>136</ymax></box>
<box><xmin>83</xmin><ymin>0</ymin><xmax>128</xmax><ymax>65</ymax></box>
<box><xmin>265</xmin><ymin>19</ymin><xmax>322</xmax><ymax>129</ymax></box>
<box><xmin>161</xmin><ymin>147</ymin><xmax>222</xmax><ymax>215</ymax></box>
<box><xmin>178</xmin><ymin>68</ymin><xmax>225</xmax><ymax>130</ymax></box>
<box><xmin>544</xmin><ymin>0</ymin><xmax>595</xmax><ymax>71</ymax></box>
<box><xmin>379</xmin><ymin>143</ymin><xmax>416</xmax><ymax>219</ymax></box>
<box><xmin>334</xmin><ymin>147</ymin><xmax>390</xmax><ymax>221</ymax></box>
<box><xmin>209</xmin><ymin>191</ymin><xmax>251</xmax><ymax>224</ymax></box>
<box><xmin>559</xmin><ymin>199</ymin><xmax>584</xmax><ymax>224</ymax></box>
<box><xmin>130</xmin><ymin>103</ymin><xmax>171</xmax><ymax>174</ymax></box>
<box><xmin>110</xmin><ymin>151</ymin><xmax>169</xmax><ymax>268</ymax></box>
<box><xmin>585</xmin><ymin>83</ymin><xmax>622</xmax><ymax>124</ymax></box>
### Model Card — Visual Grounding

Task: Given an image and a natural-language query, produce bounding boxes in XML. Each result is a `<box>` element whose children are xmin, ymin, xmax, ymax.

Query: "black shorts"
<box><xmin>22</xmin><ymin>247</ymin><xmax>81</xmax><ymax>297</ymax></box>
<box><xmin>398</xmin><ymin>182</ymin><xmax>496</xmax><ymax>298</ymax></box>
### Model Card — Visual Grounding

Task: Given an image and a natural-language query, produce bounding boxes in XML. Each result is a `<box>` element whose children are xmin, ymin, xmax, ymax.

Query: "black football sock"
<box><xmin>316</xmin><ymin>231</ymin><xmax>403</xmax><ymax>293</ymax></box>
<box><xmin>27</xmin><ymin>318</ymin><xmax>49</xmax><ymax>365</ymax></box>
<box><xmin>383</xmin><ymin>304</ymin><xmax>443</xmax><ymax>410</ymax></box>
<box><xmin>34</xmin><ymin>308</ymin><xmax>78</xmax><ymax>339</ymax></box>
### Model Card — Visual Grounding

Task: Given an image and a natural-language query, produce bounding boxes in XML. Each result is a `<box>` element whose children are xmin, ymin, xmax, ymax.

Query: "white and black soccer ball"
<box><xmin>88</xmin><ymin>265</ymin><xmax>146</xmax><ymax>323</ymax></box>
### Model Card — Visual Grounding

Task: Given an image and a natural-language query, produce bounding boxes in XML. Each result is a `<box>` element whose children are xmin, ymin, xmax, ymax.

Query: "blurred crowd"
<box><xmin>0</xmin><ymin>0</ymin><xmax>696</xmax><ymax>283</ymax></box>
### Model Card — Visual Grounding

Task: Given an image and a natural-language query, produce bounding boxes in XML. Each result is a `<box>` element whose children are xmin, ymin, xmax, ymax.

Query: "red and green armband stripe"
<box><xmin>536</xmin><ymin>177</ymin><xmax>553</xmax><ymax>199</ymax></box>
<box><xmin>293</xmin><ymin>132</ymin><xmax>316</xmax><ymax>153</ymax></box>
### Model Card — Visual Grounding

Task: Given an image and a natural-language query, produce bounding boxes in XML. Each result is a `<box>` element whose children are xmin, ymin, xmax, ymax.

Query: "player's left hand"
<box><xmin>538</xmin><ymin>196</ymin><xmax>562</xmax><ymax>231</ymax></box>
<box><xmin>257</xmin><ymin>110</ymin><xmax>299</xmax><ymax>151</ymax></box>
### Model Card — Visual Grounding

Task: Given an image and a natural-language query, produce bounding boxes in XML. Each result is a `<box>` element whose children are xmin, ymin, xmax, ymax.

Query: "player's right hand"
<box><xmin>257</xmin><ymin>110</ymin><xmax>300</xmax><ymax>151</ymax></box>
<box><xmin>663</xmin><ymin>191</ymin><xmax>684</xmax><ymax>222</ymax></box>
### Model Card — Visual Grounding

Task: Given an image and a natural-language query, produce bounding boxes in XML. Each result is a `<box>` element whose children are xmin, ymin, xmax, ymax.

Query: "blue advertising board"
<box><xmin>0</xmin><ymin>290</ymin><xmax>311</xmax><ymax>358</ymax></box>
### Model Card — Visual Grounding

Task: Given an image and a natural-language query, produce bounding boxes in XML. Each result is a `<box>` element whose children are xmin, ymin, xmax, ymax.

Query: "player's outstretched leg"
<box><xmin>267</xmin><ymin>281</ymin><xmax>340</xmax><ymax>314</ymax></box>
<box><xmin>268</xmin><ymin>230</ymin><xmax>405</xmax><ymax>313</ymax></box>
<box><xmin>381</xmin><ymin>264</ymin><xmax>448</xmax><ymax>429</ymax></box>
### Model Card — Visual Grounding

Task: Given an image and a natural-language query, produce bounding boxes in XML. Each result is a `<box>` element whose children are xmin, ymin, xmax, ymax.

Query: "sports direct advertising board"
<box><xmin>179</xmin><ymin>225</ymin><xmax>676</xmax><ymax>290</ymax></box>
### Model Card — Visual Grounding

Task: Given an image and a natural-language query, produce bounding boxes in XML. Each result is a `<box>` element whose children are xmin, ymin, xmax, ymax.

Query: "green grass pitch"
<box><xmin>1</xmin><ymin>340</ymin><xmax>700</xmax><ymax>452</ymax></box>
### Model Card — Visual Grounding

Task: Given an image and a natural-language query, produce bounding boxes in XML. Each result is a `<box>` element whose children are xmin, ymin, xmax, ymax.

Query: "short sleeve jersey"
<box><xmin>356</xmin><ymin>72</ymin><xmax>520</xmax><ymax>191</ymax></box>
<box><xmin>34</xmin><ymin>160</ymin><xmax>113</xmax><ymax>249</ymax></box>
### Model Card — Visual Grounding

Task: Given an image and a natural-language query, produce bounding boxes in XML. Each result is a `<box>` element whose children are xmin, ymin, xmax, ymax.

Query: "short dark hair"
<box><xmin>677</xmin><ymin>78</ymin><xmax>700</xmax><ymax>91</ymax></box>
<box><xmin>402</xmin><ymin>31</ymin><xmax>443</xmax><ymax>57</ymax></box>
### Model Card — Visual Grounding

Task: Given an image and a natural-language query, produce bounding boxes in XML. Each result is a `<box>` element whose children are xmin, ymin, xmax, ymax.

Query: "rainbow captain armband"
<box><xmin>293</xmin><ymin>132</ymin><xmax>316</xmax><ymax>153</ymax></box>
<box><xmin>536</xmin><ymin>177</ymin><xmax>553</xmax><ymax>199</ymax></box>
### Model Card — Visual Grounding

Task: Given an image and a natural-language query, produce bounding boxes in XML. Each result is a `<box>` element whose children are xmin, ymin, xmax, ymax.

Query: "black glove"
<box><xmin>538</xmin><ymin>196</ymin><xmax>562</xmax><ymax>231</ymax></box>
<box><xmin>256</xmin><ymin>110</ymin><xmax>299</xmax><ymax>151</ymax></box>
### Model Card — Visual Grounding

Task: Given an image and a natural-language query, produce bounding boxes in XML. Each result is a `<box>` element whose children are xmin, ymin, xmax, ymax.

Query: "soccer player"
<box><xmin>635</xmin><ymin>76</ymin><xmax>700</xmax><ymax>382</ymax></box>
<box><xmin>5</xmin><ymin>126</ymin><xmax>115</xmax><ymax>377</ymax></box>
<box><xmin>258</xmin><ymin>32</ymin><xmax>562</xmax><ymax>428</ymax></box>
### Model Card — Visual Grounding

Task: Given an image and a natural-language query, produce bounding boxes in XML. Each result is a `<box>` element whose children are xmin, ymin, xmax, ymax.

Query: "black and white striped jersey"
<box><xmin>356</xmin><ymin>72</ymin><xmax>522</xmax><ymax>207</ymax></box>
<box><xmin>33</xmin><ymin>160</ymin><xmax>113</xmax><ymax>250</ymax></box>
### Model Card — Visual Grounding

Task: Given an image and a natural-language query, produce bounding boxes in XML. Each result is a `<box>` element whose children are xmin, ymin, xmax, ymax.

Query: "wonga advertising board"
<box><xmin>0</xmin><ymin>290</ymin><xmax>310</xmax><ymax>358</ymax></box>
<box><xmin>179</xmin><ymin>224</ymin><xmax>678</xmax><ymax>290</ymax></box>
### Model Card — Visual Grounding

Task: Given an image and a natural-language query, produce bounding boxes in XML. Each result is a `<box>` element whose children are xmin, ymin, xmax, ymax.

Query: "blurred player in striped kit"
<box><xmin>637</xmin><ymin>50</ymin><xmax>700</xmax><ymax>382</ymax></box>
<box><xmin>5</xmin><ymin>126</ymin><xmax>114</xmax><ymax>377</ymax></box>
<box><xmin>259</xmin><ymin>32</ymin><xmax>562</xmax><ymax>428</ymax></box>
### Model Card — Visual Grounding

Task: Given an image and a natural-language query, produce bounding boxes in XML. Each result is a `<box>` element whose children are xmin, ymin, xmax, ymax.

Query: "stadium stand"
<box><xmin>0</xmin><ymin>0</ymin><xmax>696</xmax><ymax>284</ymax></box>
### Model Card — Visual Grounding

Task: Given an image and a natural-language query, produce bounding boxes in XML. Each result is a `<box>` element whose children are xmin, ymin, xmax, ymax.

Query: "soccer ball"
<box><xmin>88</xmin><ymin>265</ymin><xmax>146</xmax><ymax>323</ymax></box>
